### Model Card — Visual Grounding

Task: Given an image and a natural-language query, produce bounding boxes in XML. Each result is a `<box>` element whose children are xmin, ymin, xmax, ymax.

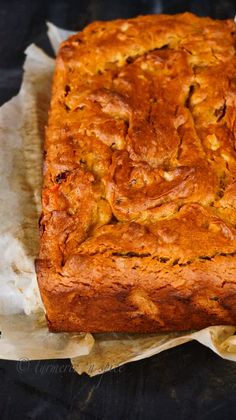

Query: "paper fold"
<box><xmin>0</xmin><ymin>23</ymin><xmax>235</xmax><ymax>376</ymax></box>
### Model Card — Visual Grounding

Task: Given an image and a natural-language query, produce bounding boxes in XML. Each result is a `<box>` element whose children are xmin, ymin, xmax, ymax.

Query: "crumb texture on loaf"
<box><xmin>37</xmin><ymin>13</ymin><xmax>236</xmax><ymax>332</ymax></box>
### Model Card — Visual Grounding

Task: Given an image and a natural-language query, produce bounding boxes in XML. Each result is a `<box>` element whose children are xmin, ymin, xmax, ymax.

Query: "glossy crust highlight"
<box><xmin>36</xmin><ymin>13</ymin><xmax>236</xmax><ymax>332</ymax></box>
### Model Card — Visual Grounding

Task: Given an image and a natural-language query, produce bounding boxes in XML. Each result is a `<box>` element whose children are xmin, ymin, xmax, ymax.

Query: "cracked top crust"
<box><xmin>40</xmin><ymin>12</ymin><xmax>236</xmax><ymax>265</ymax></box>
<box><xmin>37</xmin><ymin>13</ymin><xmax>236</xmax><ymax>331</ymax></box>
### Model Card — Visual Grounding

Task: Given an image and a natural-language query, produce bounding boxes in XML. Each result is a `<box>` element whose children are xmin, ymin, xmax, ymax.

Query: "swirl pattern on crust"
<box><xmin>37</xmin><ymin>13</ymin><xmax>236</xmax><ymax>332</ymax></box>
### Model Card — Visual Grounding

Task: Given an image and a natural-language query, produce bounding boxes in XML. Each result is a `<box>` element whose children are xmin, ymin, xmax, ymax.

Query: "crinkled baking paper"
<box><xmin>0</xmin><ymin>23</ymin><xmax>235</xmax><ymax>376</ymax></box>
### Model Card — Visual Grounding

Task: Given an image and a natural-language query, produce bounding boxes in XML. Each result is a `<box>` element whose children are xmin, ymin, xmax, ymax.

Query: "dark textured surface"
<box><xmin>1</xmin><ymin>342</ymin><xmax>236</xmax><ymax>419</ymax></box>
<box><xmin>0</xmin><ymin>1</ymin><xmax>236</xmax><ymax>419</ymax></box>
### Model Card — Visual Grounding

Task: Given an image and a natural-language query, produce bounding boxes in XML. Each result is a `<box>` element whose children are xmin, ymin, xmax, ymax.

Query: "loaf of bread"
<box><xmin>36</xmin><ymin>13</ymin><xmax>236</xmax><ymax>332</ymax></box>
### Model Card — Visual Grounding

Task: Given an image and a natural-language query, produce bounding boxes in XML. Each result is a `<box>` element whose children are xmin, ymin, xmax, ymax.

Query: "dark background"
<box><xmin>1</xmin><ymin>1</ymin><xmax>236</xmax><ymax>419</ymax></box>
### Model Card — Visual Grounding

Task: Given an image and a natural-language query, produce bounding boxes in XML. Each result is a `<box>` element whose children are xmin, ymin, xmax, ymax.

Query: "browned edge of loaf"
<box><xmin>36</xmin><ymin>12</ymin><xmax>236</xmax><ymax>332</ymax></box>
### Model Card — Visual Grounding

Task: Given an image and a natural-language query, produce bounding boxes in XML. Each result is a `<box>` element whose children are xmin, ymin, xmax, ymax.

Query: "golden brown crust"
<box><xmin>36</xmin><ymin>13</ymin><xmax>236</xmax><ymax>332</ymax></box>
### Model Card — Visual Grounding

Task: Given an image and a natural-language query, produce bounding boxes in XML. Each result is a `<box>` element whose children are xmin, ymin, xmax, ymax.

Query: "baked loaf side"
<box><xmin>36</xmin><ymin>13</ymin><xmax>236</xmax><ymax>332</ymax></box>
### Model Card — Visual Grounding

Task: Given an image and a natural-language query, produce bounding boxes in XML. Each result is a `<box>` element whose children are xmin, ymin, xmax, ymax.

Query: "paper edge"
<box><xmin>0</xmin><ymin>22</ymin><xmax>236</xmax><ymax>373</ymax></box>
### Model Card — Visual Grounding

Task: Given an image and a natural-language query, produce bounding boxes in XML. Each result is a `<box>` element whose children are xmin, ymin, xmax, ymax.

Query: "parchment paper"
<box><xmin>0</xmin><ymin>23</ymin><xmax>235</xmax><ymax>376</ymax></box>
